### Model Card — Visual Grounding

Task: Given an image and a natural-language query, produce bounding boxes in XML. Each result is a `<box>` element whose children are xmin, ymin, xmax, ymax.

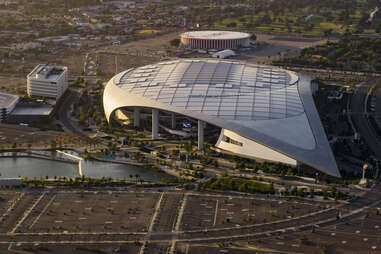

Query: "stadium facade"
<box><xmin>180</xmin><ymin>31</ymin><xmax>251</xmax><ymax>49</ymax></box>
<box><xmin>103</xmin><ymin>59</ymin><xmax>340</xmax><ymax>177</ymax></box>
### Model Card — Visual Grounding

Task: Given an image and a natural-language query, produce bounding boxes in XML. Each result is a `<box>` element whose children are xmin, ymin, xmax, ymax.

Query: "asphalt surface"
<box><xmin>350</xmin><ymin>78</ymin><xmax>381</xmax><ymax>159</ymax></box>
<box><xmin>57</xmin><ymin>88</ymin><xmax>89</xmax><ymax>137</ymax></box>
<box><xmin>0</xmin><ymin>186</ymin><xmax>379</xmax><ymax>253</ymax></box>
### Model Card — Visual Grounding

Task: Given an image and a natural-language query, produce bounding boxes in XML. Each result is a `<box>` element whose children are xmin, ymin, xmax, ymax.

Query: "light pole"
<box><xmin>360</xmin><ymin>163</ymin><xmax>368</xmax><ymax>185</ymax></box>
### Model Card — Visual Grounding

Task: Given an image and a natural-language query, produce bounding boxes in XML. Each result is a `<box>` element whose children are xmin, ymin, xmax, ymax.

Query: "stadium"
<box><xmin>180</xmin><ymin>31</ymin><xmax>251</xmax><ymax>49</ymax></box>
<box><xmin>103</xmin><ymin>59</ymin><xmax>340</xmax><ymax>177</ymax></box>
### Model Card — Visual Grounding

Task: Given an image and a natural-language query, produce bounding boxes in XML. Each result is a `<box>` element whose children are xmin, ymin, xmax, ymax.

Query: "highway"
<box><xmin>350</xmin><ymin>78</ymin><xmax>381</xmax><ymax>159</ymax></box>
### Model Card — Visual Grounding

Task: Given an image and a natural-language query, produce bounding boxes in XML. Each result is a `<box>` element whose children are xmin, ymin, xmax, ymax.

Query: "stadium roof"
<box><xmin>104</xmin><ymin>59</ymin><xmax>340</xmax><ymax>177</ymax></box>
<box><xmin>181</xmin><ymin>31</ymin><xmax>251</xmax><ymax>40</ymax></box>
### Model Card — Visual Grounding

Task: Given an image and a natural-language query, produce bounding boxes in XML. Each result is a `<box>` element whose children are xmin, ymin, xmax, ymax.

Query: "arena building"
<box><xmin>180</xmin><ymin>31</ymin><xmax>251</xmax><ymax>49</ymax></box>
<box><xmin>103</xmin><ymin>59</ymin><xmax>340</xmax><ymax>177</ymax></box>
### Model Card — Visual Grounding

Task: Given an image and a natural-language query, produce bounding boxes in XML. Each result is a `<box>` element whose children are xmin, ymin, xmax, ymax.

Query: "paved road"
<box><xmin>57</xmin><ymin>89</ymin><xmax>82</xmax><ymax>135</ymax></box>
<box><xmin>350</xmin><ymin>78</ymin><xmax>381</xmax><ymax>159</ymax></box>
<box><xmin>375</xmin><ymin>86</ymin><xmax>381</xmax><ymax>127</ymax></box>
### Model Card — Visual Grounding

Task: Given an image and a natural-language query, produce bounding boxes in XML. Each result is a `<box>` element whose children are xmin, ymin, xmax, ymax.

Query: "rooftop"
<box><xmin>28</xmin><ymin>64</ymin><xmax>67</xmax><ymax>81</ymax></box>
<box><xmin>181</xmin><ymin>31</ymin><xmax>251</xmax><ymax>40</ymax></box>
<box><xmin>114</xmin><ymin>59</ymin><xmax>301</xmax><ymax>121</ymax></box>
<box><xmin>0</xmin><ymin>93</ymin><xmax>19</xmax><ymax>109</ymax></box>
<box><xmin>11</xmin><ymin>105</ymin><xmax>53</xmax><ymax>116</ymax></box>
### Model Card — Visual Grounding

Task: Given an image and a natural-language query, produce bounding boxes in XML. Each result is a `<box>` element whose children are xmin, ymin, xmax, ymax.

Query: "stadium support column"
<box><xmin>171</xmin><ymin>113</ymin><xmax>176</xmax><ymax>129</ymax></box>
<box><xmin>152</xmin><ymin>109</ymin><xmax>159</xmax><ymax>140</ymax></box>
<box><xmin>198</xmin><ymin>120</ymin><xmax>204</xmax><ymax>151</ymax></box>
<box><xmin>133</xmin><ymin>108</ymin><xmax>140</xmax><ymax>128</ymax></box>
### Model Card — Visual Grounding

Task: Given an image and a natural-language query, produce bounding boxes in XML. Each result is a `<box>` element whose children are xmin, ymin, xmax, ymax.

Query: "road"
<box><xmin>350</xmin><ymin>78</ymin><xmax>381</xmax><ymax>159</ymax></box>
<box><xmin>57</xmin><ymin>89</ymin><xmax>82</xmax><ymax>135</ymax></box>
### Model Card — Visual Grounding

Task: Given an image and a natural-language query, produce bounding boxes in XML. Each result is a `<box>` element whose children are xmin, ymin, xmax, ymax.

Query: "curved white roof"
<box><xmin>104</xmin><ymin>59</ymin><xmax>340</xmax><ymax>177</ymax></box>
<box><xmin>181</xmin><ymin>31</ymin><xmax>251</xmax><ymax>40</ymax></box>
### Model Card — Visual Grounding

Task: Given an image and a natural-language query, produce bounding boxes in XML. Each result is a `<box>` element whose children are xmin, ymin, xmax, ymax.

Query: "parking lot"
<box><xmin>0</xmin><ymin>190</ymin><xmax>19</xmax><ymax>215</ymax></box>
<box><xmin>5</xmin><ymin>243</ymin><xmax>141</xmax><ymax>254</ymax></box>
<box><xmin>0</xmin><ymin>187</ymin><xmax>377</xmax><ymax>254</ymax></box>
<box><xmin>17</xmin><ymin>191</ymin><xmax>159</xmax><ymax>233</ymax></box>
<box><xmin>180</xmin><ymin>195</ymin><xmax>324</xmax><ymax>231</ymax></box>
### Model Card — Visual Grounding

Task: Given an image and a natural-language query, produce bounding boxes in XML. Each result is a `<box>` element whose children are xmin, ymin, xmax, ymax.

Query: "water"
<box><xmin>0</xmin><ymin>157</ymin><xmax>172</xmax><ymax>182</ymax></box>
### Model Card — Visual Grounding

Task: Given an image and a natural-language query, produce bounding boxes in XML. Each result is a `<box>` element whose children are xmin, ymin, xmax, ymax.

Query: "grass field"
<box><xmin>210</xmin><ymin>10</ymin><xmax>374</xmax><ymax>36</ymax></box>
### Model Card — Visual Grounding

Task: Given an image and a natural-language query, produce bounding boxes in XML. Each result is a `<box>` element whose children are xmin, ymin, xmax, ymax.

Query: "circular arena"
<box><xmin>180</xmin><ymin>31</ymin><xmax>251</xmax><ymax>49</ymax></box>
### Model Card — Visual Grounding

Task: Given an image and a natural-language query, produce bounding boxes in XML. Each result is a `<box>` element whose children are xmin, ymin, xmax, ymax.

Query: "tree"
<box><xmin>170</xmin><ymin>38</ymin><xmax>181</xmax><ymax>48</ymax></box>
<box><xmin>50</xmin><ymin>140</ymin><xmax>57</xmax><ymax>149</ymax></box>
<box><xmin>135</xmin><ymin>174</ymin><xmax>140</xmax><ymax>184</ymax></box>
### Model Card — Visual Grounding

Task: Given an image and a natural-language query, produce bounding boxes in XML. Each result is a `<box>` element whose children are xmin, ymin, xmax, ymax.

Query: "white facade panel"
<box><xmin>216</xmin><ymin>128</ymin><xmax>297</xmax><ymax>166</ymax></box>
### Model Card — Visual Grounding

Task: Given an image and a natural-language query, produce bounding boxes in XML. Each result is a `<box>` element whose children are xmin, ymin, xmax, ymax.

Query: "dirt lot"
<box><xmin>244</xmin><ymin>33</ymin><xmax>330</xmax><ymax>65</ymax></box>
<box><xmin>98</xmin><ymin>53</ymin><xmax>160</xmax><ymax>76</ymax></box>
<box><xmin>0</xmin><ymin>76</ymin><xmax>26</xmax><ymax>95</ymax></box>
<box><xmin>0</xmin><ymin>48</ymin><xmax>85</xmax><ymax>78</ymax></box>
<box><xmin>19</xmin><ymin>192</ymin><xmax>159</xmax><ymax>233</ymax></box>
<box><xmin>101</xmin><ymin>32</ymin><xmax>180</xmax><ymax>54</ymax></box>
<box><xmin>180</xmin><ymin>195</ymin><xmax>324</xmax><ymax>231</ymax></box>
<box><xmin>256</xmin><ymin>33</ymin><xmax>329</xmax><ymax>48</ymax></box>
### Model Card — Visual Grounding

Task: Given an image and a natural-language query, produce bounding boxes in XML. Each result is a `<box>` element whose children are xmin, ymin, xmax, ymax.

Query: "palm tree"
<box><xmin>135</xmin><ymin>174</ymin><xmax>140</xmax><ymax>184</ymax></box>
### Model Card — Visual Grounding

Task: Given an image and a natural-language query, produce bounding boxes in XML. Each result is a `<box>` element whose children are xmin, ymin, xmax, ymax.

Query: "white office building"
<box><xmin>27</xmin><ymin>64</ymin><xmax>68</xmax><ymax>100</ymax></box>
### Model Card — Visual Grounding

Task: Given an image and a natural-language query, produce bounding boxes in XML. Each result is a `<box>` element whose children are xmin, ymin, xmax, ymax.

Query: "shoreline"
<box><xmin>0</xmin><ymin>152</ymin><xmax>77</xmax><ymax>165</ymax></box>
<box><xmin>0</xmin><ymin>149</ymin><xmax>179</xmax><ymax>179</ymax></box>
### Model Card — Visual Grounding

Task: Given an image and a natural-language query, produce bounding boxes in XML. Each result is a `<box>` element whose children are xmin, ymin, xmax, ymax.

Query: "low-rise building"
<box><xmin>8</xmin><ymin>104</ymin><xmax>54</xmax><ymax>124</ymax></box>
<box><xmin>27</xmin><ymin>64</ymin><xmax>68</xmax><ymax>100</ymax></box>
<box><xmin>212</xmin><ymin>49</ymin><xmax>236</xmax><ymax>59</ymax></box>
<box><xmin>0</xmin><ymin>93</ymin><xmax>19</xmax><ymax>122</ymax></box>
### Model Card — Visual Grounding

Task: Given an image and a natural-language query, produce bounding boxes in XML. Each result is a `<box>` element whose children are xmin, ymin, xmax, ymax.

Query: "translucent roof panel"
<box><xmin>116</xmin><ymin>59</ymin><xmax>302</xmax><ymax>121</ymax></box>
